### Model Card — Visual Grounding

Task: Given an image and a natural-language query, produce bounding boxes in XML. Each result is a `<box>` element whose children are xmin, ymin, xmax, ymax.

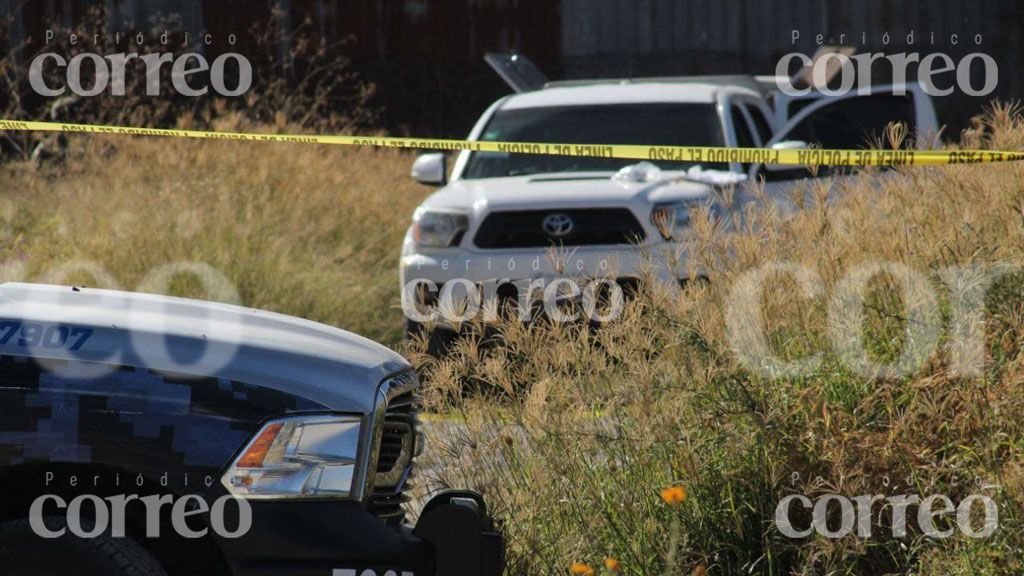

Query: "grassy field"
<box><xmin>0</xmin><ymin>115</ymin><xmax>422</xmax><ymax>344</ymax></box>
<box><xmin>3</xmin><ymin>107</ymin><xmax>1024</xmax><ymax>575</ymax></box>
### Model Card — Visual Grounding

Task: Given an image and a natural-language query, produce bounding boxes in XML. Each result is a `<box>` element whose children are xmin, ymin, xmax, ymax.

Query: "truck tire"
<box><xmin>0</xmin><ymin>517</ymin><xmax>169</xmax><ymax>576</ymax></box>
<box><xmin>403</xmin><ymin>318</ymin><xmax>456</xmax><ymax>357</ymax></box>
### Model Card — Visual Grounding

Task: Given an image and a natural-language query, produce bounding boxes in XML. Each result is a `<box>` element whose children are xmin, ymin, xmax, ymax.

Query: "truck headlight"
<box><xmin>222</xmin><ymin>415</ymin><xmax>364</xmax><ymax>499</ymax></box>
<box><xmin>650</xmin><ymin>200</ymin><xmax>722</xmax><ymax>240</ymax></box>
<box><xmin>412</xmin><ymin>209</ymin><xmax>469</xmax><ymax>247</ymax></box>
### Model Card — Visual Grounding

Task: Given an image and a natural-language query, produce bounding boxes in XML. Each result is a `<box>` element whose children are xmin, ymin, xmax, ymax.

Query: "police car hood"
<box><xmin>0</xmin><ymin>283</ymin><xmax>408</xmax><ymax>413</ymax></box>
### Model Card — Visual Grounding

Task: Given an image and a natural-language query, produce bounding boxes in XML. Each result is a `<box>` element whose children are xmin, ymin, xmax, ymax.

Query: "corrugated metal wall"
<box><xmin>3</xmin><ymin>0</ymin><xmax>1022</xmax><ymax>133</ymax></box>
<box><xmin>319</xmin><ymin>0</ymin><xmax>562</xmax><ymax>134</ymax></box>
<box><xmin>561</xmin><ymin>0</ymin><xmax>1024</xmax><ymax>129</ymax></box>
<box><xmin>561</xmin><ymin>0</ymin><xmax>1015</xmax><ymax>74</ymax></box>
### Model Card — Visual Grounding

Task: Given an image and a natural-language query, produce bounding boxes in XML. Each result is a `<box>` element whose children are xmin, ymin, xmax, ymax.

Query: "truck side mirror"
<box><xmin>764</xmin><ymin>140</ymin><xmax>809</xmax><ymax>173</ymax></box>
<box><xmin>770</xmin><ymin>140</ymin><xmax>809</xmax><ymax>151</ymax></box>
<box><xmin>411</xmin><ymin>153</ymin><xmax>447</xmax><ymax>186</ymax></box>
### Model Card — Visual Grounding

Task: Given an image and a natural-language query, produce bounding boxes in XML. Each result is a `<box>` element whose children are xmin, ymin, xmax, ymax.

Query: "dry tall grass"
<box><xmin>0</xmin><ymin>114</ymin><xmax>424</xmax><ymax>342</ymax></box>
<box><xmin>410</xmin><ymin>106</ymin><xmax>1024</xmax><ymax>576</ymax></box>
<box><xmin>2</xmin><ymin>107</ymin><xmax>1024</xmax><ymax>575</ymax></box>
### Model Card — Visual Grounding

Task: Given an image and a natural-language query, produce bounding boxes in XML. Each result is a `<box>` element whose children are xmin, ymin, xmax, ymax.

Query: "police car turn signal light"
<box><xmin>236</xmin><ymin>423</ymin><xmax>284</xmax><ymax>468</ymax></box>
<box><xmin>222</xmin><ymin>415</ymin><xmax>364</xmax><ymax>499</ymax></box>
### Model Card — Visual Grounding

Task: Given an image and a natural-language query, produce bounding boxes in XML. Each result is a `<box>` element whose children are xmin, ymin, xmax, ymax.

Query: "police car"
<box><xmin>0</xmin><ymin>282</ymin><xmax>503</xmax><ymax>576</ymax></box>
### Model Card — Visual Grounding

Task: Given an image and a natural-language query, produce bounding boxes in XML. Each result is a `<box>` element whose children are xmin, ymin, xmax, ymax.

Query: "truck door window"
<box><xmin>760</xmin><ymin>93</ymin><xmax>917</xmax><ymax>182</ymax></box>
<box><xmin>784</xmin><ymin>94</ymin><xmax>916</xmax><ymax>150</ymax></box>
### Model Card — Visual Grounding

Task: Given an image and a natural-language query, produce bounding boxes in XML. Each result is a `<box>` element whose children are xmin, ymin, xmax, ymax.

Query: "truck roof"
<box><xmin>0</xmin><ymin>283</ymin><xmax>408</xmax><ymax>412</ymax></box>
<box><xmin>500</xmin><ymin>81</ymin><xmax>740</xmax><ymax>109</ymax></box>
<box><xmin>543</xmin><ymin>74</ymin><xmax>782</xmax><ymax>95</ymax></box>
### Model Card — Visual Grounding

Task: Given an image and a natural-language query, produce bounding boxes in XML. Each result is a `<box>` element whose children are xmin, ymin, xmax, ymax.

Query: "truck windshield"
<box><xmin>462</xmin><ymin>103</ymin><xmax>726</xmax><ymax>179</ymax></box>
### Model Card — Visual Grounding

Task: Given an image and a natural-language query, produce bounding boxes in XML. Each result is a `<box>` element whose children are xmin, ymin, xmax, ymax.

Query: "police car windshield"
<box><xmin>462</xmin><ymin>103</ymin><xmax>726</xmax><ymax>178</ymax></box>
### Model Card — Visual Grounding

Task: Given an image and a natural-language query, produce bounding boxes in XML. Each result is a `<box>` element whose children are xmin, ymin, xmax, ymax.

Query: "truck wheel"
<box><xmin>0</xmin><ymin>517</ymin><xmax>169</xmax><ymax>576</ymax></box>
<box><xmin>403</xmin><ymin>319</ymin><xmax>456</xmax><ymax>357</ymax></box>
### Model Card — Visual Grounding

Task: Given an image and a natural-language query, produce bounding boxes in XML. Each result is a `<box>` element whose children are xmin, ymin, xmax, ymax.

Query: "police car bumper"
<box><xmin>221</xmin><ymin>492</ymin><xmax>504</xmax><ymax>576</ymax></box>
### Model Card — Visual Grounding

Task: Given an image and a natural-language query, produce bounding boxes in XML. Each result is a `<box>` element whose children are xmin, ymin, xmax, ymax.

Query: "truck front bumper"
<box><xmin>400</xmin><ymin>244</ymin><xmax>693</xmax><ymax>329</ymax></box>
<box><xmin>220</xmin><ymin>491</ymin><xmax>503</xmax><ymax>576</ymax></box>
<box><xmin>401</xmin><ymin>243</ymin><xmax>690</xmax><ymax>289</ymax></box>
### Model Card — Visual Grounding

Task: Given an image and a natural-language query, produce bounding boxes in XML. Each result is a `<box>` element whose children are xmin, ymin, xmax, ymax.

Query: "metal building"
<box><xmin>2</xmin><ymin>0</ymin><xmax>1021</xmax><ymax>134</ymax></box>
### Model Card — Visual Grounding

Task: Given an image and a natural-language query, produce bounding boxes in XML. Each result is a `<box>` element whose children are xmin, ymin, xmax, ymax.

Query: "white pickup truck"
<box><xmin>400</xmin><ymin>54</ymin><xmax>938</xmax><ymax>340</ymax></box>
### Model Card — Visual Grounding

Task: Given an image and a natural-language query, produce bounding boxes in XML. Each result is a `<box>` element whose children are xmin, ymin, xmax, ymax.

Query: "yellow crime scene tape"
<box><xmin>2</xmin><ymin>118</ymin><xmax>1024</xmax><ymax>167</ymax></box>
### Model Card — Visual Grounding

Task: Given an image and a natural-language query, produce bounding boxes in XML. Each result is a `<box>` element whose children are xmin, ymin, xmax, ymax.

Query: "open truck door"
<box><xmin>747</xmin><ymin>84</ymin><xmax>940</xmax><ymax>213</ymax></box>
<box><xmin>484</xmin><ymin>52</ymin><xmax>549</xmax><ymax>93</ymax></box>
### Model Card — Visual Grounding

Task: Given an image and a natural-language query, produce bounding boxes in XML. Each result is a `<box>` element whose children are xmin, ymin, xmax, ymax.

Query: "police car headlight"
<box><xmin>222</xmin><ymin>415</ymin><xmax>364</xmax><ymax>499</ymax></box>
<box><xmin>412</xmin><ymin>208</ymin><xmax>469</xmax><ymax>247</ymax></box>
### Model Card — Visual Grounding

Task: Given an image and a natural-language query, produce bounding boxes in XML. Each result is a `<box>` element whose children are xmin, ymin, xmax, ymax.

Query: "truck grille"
<box><xmin>473</xmin><ymin>208</ymin><xmax>646</xmax><ymax>248</ymax></box>
<box><xmin>368</xmin><ymin>388</ymin><xmax>420</xmax><ymax>525</ymax></box>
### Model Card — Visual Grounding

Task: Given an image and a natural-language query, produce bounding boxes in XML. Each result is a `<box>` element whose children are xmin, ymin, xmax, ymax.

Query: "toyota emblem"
<box><xmin>541</xmin><ymin>213</ymin><xmax>574</xmax><ymax>237</ymax></box>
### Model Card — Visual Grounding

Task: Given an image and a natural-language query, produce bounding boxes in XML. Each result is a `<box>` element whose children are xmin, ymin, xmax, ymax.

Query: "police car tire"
<box><xmin>0</xmin><ymin>517</ymin><xmax>169</xmax><ymax>576</ymax></box>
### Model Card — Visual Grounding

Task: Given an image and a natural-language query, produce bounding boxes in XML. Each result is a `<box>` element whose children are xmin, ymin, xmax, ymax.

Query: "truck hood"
<box><xmin>419</xmin><ymin>170</ymin><xmax>719</xmax><ymax>214</ymax></box>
